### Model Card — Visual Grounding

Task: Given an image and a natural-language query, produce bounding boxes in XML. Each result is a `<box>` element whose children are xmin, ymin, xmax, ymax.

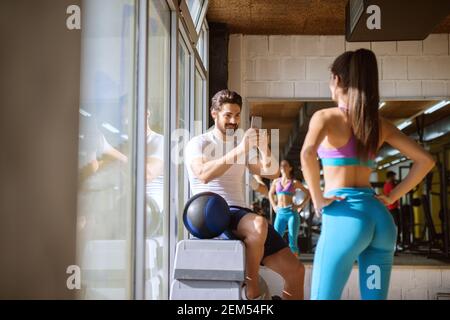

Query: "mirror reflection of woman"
<box><xmin>269</xmin><ymin>160</ymin><xmax>310</xmax><ymax>257</ymax></box>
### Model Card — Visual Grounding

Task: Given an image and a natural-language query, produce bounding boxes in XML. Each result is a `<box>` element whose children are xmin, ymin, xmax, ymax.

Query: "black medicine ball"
<box><xmin>183</xmin><ymin>192</ymin><xmax>230</xmax><ymax>239</ymax></box>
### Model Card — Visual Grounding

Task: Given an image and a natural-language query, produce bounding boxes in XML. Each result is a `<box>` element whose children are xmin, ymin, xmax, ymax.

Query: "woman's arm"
<box><xmin>377</xmin><ymin>119</ymin><xmax>435</xmax><ymax>205</ymax></box>
<box><xmin>300</xmin><ymin>110</ymin><xmax>328</xmax><ymax>210</ymax></box>
<box><xmin>294</xmin><ymin>180</ymin><xmax>311</xmax><ymax>212</ymax></box>
<box><xmin>268</xmin><ymin>179</ymin><xmax>279</xmax><ymax>211</ymax></box>
<box><xmin>300</xmin><ymin>110</ymin><xmax>343</xmax><ymax>212</ymax></box>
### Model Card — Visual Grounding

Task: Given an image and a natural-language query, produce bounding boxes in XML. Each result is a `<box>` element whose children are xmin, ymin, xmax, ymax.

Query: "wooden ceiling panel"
<box><xmin>207</xmin><ymin>0</ymin><xmax>450</xmax><ymax>35</ymax></box>
<box><xmin>379</xmin><ymin>100</ymin><xmax>438</xmax><ymax>124</ymax></box>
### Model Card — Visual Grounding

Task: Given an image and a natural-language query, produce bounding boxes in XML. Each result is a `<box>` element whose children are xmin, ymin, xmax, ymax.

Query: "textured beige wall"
<box><xmin>0</xmin><ymin>0</ymin><xmax>81</xmax><ymax>298</ymax></box>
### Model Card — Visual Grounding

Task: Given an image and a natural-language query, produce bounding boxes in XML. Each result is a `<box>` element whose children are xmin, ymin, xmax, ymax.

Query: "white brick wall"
<box><xmin>255</xmin><ymin>58</ymin><xmax>280</xmax><ymax>80</ymax></box>
<box><xmin>383</xmin><ymin>56</ymin><xmax>408</xmax><ymax>80</ymax></box>
<box><xmin>228</xmin><ymin>34</ymin><xmax>242</xmax><ymax>62</ymax></box>
<box><xmin>228</xmin><ymin>33</ymin><xmax>450</xmax><ymax>100</ymax></box>
<box><xmin>345</xmin><ymin>41</ymin><xmax>371</xmax><ymax>51</ymax></box>
<box><xmin>294</xmin><ymin>35</ymin><xmax>322</xmax><ymax>56</ymax></box>
<box><xmin>379</xmin><ymin>80</ymin><xmax>396</xmax><ymax>98</ymax></box>
<box><xmin>228</xmin><ymin>60</ymin><xmax>241</xmax><ymax>93</ymax></box>
<box><xmin>243</xmin><ymin>35</ymin><xmax>268</xmax><ymax>58</ymax></box>
<box><xmin>408</xmin><ymin>57</ymin><xmax>434</xmax><ymax>79</ymax></box>
<box><xmin>306</xmin><ymin>57</ymin><xmax>334</xmax><ymax>80</ymax></box>
<box><xmin>269</xmin><ymin>35</ymin><xmax>294</xmax><ymax>56</ymax></box>
<box><xmin>281</xmin><ymin>58</ymin><xmax>306</xmax><ymax>80</ymax></box>
<box><xmin>396</xmin><ymin>80</ymin><xmax>422</xmax><ymax>97</ymax></box>
<box><xmin>423</xmin><ymin>34</ymin><xmax>449</xmax><ymax>55</ymax></box>
<box><xmin>269</xmin><ymin>82</ymin><xmax>294</xmax><ymax>98</ymax></box>
<box><xmin>243</xmin><ymin>59</ymin><xmax>255</xmax><ymax>81</ymax></box>
<box><xmin>295</xmin><ymin>81</ymin><xmax>319</xmax><ymax>98</ymax></box>
<box><xmin>422</xmin><ymin>81</ymin><xmax>448</xmax><ymax>96</ymax></box>
<box><xmin>397</xmin><ymin>40</ymin><xmax>422</xmax><ymax>56</ymax></box>
<box><xmin>372</xmin><ymin>41</ymin><xmax>396</xmax><ymax>56</ymax></box>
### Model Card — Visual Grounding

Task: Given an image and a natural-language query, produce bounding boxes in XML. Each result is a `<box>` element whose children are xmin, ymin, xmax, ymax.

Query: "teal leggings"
<box><xmin>311</xmin><ymin>187</ymin><xmax>397</xmax><ymax>300</ymax></box>
<box><xmin>274</xmin><ymin>206</ymin><xmax>300</xmax><ymax>255</ymax></box>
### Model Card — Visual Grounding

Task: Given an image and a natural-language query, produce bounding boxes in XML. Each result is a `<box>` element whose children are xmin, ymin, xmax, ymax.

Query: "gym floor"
<box><xmin>299</xmin><ymin>252</ymin><xmax>450</xmax><ymax>267</ymax></box>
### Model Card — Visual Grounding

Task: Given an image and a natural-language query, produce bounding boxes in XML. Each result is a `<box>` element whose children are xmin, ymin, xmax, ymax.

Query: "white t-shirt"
<box><xmin>185</xmin><ymin>130</ymin><xmax>255</xmax><ymax>208</ymax></box>
<box><xmin>78</xmin><ymin>119</ymin><xmax>114</xmax><ymax>169</ymax></box>
<box><xmin>146</xmin><ymin>132</ymin><xmax>164</xmax><ymax>212</ymax></box>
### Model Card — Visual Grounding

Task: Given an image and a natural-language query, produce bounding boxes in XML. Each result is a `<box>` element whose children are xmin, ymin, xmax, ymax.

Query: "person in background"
<box><xmin>269</xmin><ymin>159</ymin><xmax>311</xmax><ymax>257</ymax></box>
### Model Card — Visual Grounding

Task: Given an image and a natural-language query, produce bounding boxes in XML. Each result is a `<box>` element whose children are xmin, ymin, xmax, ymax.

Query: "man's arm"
<box><xmin>250</xmin><ymin>175</ymin><xmax>269</xmax><ymax>197</ymax></box>
<box><xmin>190</xmin><ymin>145</ymin><xmax>246</xmax><ymax>184</ymax></box>
<box><xmin>188</xmin><ymin>129</ymin><xmax>259</xmax><ymax>184</ymax></box>
<box><xmin>146</xmin><ymin>157</ymin><xmax>164</xmax><ymax>183</ymax></box>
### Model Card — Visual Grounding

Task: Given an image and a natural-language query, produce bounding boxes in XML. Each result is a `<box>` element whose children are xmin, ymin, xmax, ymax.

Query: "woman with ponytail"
<box><xmin>301</xmin><ymin>49</ymin><xmax>435</xmax><ymax>300</ymax></box>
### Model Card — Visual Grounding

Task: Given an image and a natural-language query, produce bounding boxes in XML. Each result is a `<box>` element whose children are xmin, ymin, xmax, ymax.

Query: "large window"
<box><xmin>145</xmin><ymin>0</ymin><xmax>170</xmax><ymax>300</ymax></box>
<box><xmin>76</xmin><ymin>0</ymin><xmax>209</xmax><ymax>300</ymax></box>
<box><xmin>76</xmin><ymin>0</ymin><xmax>137</xmax><ymax>299</ymax></box>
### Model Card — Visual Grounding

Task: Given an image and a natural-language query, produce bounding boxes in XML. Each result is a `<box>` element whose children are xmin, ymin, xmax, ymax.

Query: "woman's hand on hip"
<box><xmin>375</xmin><ymin>194</ymin><xmax>395</xmax><ymax>206</ymax></box>
<box><xmin>314</xmin><ymin>195</ymin><xmax>345</xmax><ymax>216</ymax></box>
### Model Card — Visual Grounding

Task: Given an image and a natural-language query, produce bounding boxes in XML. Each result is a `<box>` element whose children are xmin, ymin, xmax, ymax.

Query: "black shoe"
<box><xmin>271</xmin><ymin>295</ymin><xmax>282</xmax><ymax>300</ymax></box>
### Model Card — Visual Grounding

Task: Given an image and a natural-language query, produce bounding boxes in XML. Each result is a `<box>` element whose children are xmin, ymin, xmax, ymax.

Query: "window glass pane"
<box><xmin>76</xmin><ymin>0</ymin><xmax>136</xmax><ymax>300</ymax></box>
<box><xmin>203</xmin><ymin>24</ymin><xmax>208</xmax><ymax>70</ymax></box>
<box><xmin>186</xmin><ymin>0</ymin><xmax>204</xmax><ymax>25</ymax></box>
<box><xmin>177</xmin><ymin>37</ymin><xmax>190</xmax><ymax>241</ymax></box>
<box><xmin>194</xmin><ymin>70</ymin><xmax>204</xmax><ymax>136</ymax></box>
<box><xmin>145</xmin><ymin>0</ymin><xmax>170</xmax><ymax>300</ymax></box>
<box><xmin>196</xmin><ymin>28</ymin><xmax>204</xmax><ymax>63</ymax></box>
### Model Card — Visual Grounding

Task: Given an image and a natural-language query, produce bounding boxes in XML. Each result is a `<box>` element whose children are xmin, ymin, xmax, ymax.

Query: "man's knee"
<box><xmin>253</xmin><ymin>215</ymin><xmax>268</xmax><ymax>234</ymax></box>
<box><xmin>241</xmin><ymin>215</ymin><xmax>268</xmax><ymax>243</ymax></box>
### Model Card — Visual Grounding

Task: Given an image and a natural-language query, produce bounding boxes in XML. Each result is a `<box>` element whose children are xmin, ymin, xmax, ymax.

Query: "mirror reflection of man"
<box><xmin>146</xmin><ymin>110</ymin><xmax>164</xmax><ymax>214</ymax></box>
<box><xmin>185</xmin><ymin>89</ymin><xmax>305</xmax><ymax>300</ymax></box>
<box><xmin>78</xmin><ymin>115</ymin><xmax>128</xmax><ymax>184</ymax></box>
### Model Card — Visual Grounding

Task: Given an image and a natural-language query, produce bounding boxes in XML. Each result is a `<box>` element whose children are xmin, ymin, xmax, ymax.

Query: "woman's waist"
<box><xmin>324</xmin><ymin>186</ymin><xmax>375</xmax><ymax>198</ymax></box>
<box><xmin>323</xmin><ymin>171</ymin><xmax>372</xmax><ymax>191</ymax></box>
<box><xmin>276</xmin><ymin>204</ymin><xmax>295</xmax><ymax>213</ymax></box>
<box><xmin>276</xmin><ymin>197</ymin><xmax>294</xmax><ymax>207</ymax></box>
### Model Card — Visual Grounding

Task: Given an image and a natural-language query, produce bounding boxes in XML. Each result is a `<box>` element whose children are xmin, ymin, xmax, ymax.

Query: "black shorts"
<box><xmin>222</xmin><ymin>205</ymin><xmax>288</xmax><ymax>261</ymax></box>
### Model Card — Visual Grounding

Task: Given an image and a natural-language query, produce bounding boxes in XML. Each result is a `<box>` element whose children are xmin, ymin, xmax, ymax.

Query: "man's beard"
<box><xmin>220</xmin><ymin>123</ymin><xmax>238</xmax><ymax>136</ymax></box>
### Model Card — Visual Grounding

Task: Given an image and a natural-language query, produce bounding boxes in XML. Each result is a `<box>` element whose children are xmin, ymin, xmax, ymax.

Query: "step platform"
<box><xmin>170</xmin><ymin>279</ymin><xmax>241</xmax><ymax>300</ymax></box>
<box><xmin>173</xmin><ymin>239</ymin><xmax>245</xmax><ymax>281</ymax></box>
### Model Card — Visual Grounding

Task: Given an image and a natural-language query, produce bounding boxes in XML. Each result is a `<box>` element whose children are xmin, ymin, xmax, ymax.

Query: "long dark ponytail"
<box><xmin>331</xmin><ymin>49</ymin><xmax>380</xmax><ymax>161</ymax></box>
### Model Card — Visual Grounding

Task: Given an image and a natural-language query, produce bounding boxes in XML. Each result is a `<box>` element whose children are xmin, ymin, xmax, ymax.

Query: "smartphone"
<box><xmin>250</xmin><ymin>116</ymin><xmax>262</xmax><ymax>129</ymax></box>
